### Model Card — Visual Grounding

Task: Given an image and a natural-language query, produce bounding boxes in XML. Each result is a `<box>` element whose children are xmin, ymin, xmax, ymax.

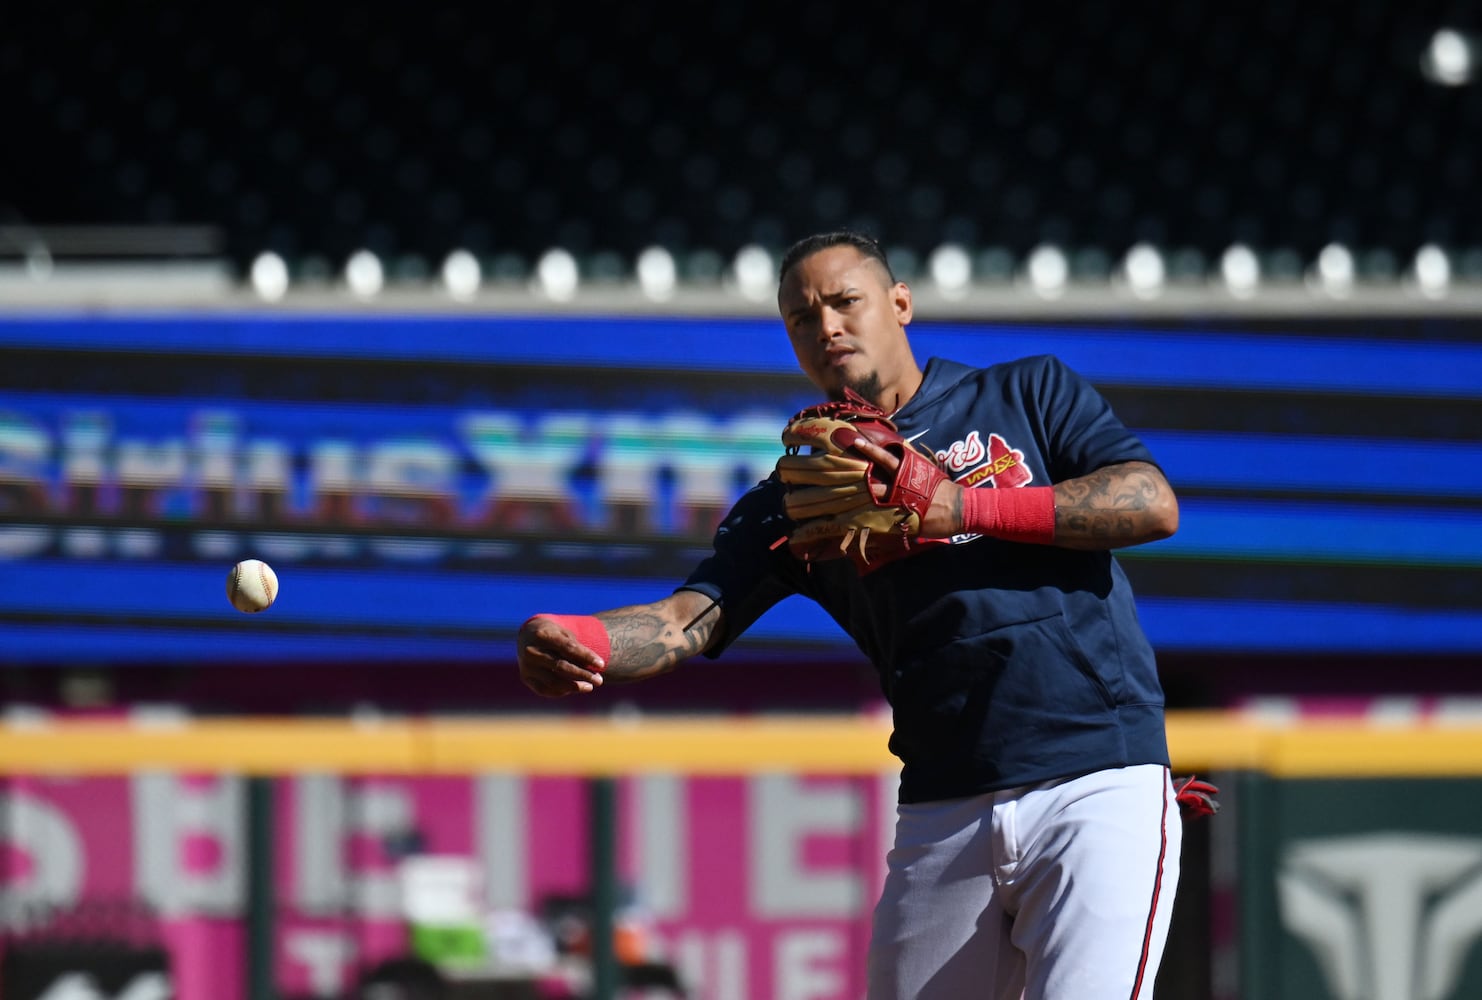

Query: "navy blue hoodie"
<box><xmin>680</xmin><ymin>355</ymin><xmax>1170</xmax><ymax>803</ymax></box>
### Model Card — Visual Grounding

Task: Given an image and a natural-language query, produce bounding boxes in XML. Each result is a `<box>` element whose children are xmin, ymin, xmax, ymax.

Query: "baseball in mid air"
<box><xmin>227</xmin><ymin>559</ymin><xmax>279</xmax><ymax>613</ymax></box>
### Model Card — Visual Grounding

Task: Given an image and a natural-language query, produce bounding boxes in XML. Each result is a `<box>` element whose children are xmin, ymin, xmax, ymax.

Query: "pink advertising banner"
<box><xmin>2</xmin><ymin>770</ymin><xmax>899</xmax><ymax>1000</ymax></box>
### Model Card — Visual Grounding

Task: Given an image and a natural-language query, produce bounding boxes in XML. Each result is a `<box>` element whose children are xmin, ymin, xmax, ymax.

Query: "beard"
<box><xmin>837</xmin><ymin>370</ymin><xmax>885</xmax><ymax>405</ymax></box>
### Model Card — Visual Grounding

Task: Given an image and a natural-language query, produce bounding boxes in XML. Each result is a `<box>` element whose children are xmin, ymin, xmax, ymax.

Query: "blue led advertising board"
<box><xmin>1</xmin><ymin>311</ymin><xmax>1478</xmax><ymax>664</ymax></box>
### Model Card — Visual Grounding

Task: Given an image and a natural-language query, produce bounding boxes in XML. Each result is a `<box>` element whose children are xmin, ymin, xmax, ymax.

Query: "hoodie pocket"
<box><xmin>887</xmin><ymin>612</ymin><xmax>1116</xmax><ymax>767</ymax></box>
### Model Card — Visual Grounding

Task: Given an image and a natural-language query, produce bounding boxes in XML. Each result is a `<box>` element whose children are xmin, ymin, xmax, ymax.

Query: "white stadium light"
<box><xmin>1412</xmin><ymin>243</ymin><xmax>1452</xmax><ymax>298</ymax></box>
<box><xmin>250</xmin><ymin>251</ymin><xmax>289</xmax><ymax>301</ymax></box>
<box><xmin>1421</xmin><ymin>28</ymin><xmax>1475</xmax><ymax>86</ymax></box>
<box><xmin>440</xmin><ymin>249</ymin><xmax>482</xmax><ymax>301</ymax></box>
<box><xmin>1220</xmin><ymin>244</ymin><xmax>1260</xmax><ymax>298</ymax></box>
<box><xmin>635</xmin><ymin>245</ymin><xmax>678</xmax><ymax>301</ymax></box>
<box><xmin>928</xmin><ymin>243</ymin><xmax>972</xmax><ymax>299</ymax></box>
<box><xmin>534</xmin><ymin>247</ymin><xmax>579</xmax><ymax>301</ymax></box>
<box><xmin>344</xmin><ymin>249</ymin><xmax>384</xmax><ymax>298</ymax></box>
<box><xmin>1312</xmin><ymin>243</ymin><xmax>1355</xmax><ymax>297</ymax></box>
<box><xmin>25</xmin><ymin>246</ymin><xmax>53</xmax><ymax>282</ymax></box>
<box><xmin>1024</xmin><ymin>244</ymin><xmax>1068</xmax><ymax>298</ymax></box>
<box><xmin>1121</xmin><ymin>243</ymin><xmax>1165</xmax><ymax>299</ymax></box>
<box><xmin>731</xmin><ymin>243</ymin><xmax>775</xmax><ymax>301</ymax></box>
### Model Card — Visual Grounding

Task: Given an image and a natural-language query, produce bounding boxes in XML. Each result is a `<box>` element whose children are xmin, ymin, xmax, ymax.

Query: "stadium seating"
<box><xmin>4</xmin><ymin>2</ymin><xmax>1481</xmax><ymax>283</ymax></box>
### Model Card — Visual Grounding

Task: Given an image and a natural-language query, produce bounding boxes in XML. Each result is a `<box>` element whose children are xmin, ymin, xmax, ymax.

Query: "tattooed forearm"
<box><xmin>596</xmin><ymin>601</ymin><xmax>717</xmax><ymax>683</ymax></box>
<box><xmin>1051</xmin><ymin>461</ymin><xmax>1178</xmax><ymax>549</ymax></box>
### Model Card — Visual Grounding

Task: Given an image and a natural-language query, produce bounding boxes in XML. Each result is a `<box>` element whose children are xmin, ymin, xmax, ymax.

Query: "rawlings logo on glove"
<box><xmin>775</xmin><ymin>389</ymin><xmax>950</xmax><ymax>572</ymax></box>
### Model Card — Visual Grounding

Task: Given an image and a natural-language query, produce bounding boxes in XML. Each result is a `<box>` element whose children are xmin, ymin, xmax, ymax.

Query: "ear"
<box><xmin>893</xmin><ymin>281</ymin><xmax>914</xmax><ymax>326</ymax></box>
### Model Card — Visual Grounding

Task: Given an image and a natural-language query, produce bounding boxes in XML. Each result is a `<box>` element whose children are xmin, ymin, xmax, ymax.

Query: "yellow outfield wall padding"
<box><xmin>1263</xmin><ymin>724</ymin><xmax>1482</xmax><ymax>777</ymax></box>
<box><xmin>1163</xmin><ymin>711</ymin><xmax>1271</xmax><ymax>772</ymax></box>
<box><xmin>425</xmin><ymin>715</ymin><xmax>899</xmax><ymax>775</ymax></box>
<box><xmin>3</xmin><ymin>712</ymin><xmax>1482</xmax><ymax>777</ymax></box>
<box><xmin>0</xmin><ymin>718</ymin><xmax>426</xmax><ymax>774</ymax></box>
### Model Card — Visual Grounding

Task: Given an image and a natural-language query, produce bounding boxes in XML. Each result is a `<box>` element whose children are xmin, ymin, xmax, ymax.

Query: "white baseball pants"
<box><xmin>867</xmin><ymin>763</ymin><xmax>1182</xmax><ymax>1000</ymax></box>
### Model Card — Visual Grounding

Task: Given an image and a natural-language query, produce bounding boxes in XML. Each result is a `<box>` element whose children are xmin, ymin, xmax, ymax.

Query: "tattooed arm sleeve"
<box><xmin>594</xmin><ymin>589</ymin><xmax>725</xmax><ymax>684</ymax></box>
<box><xmin>1050</xmin><ymin>460</ymin><xmax>1179</xmax><ymax>550</ymax></box>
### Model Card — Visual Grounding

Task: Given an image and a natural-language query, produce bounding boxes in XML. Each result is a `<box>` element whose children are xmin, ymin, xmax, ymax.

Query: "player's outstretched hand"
<box><xmin>517</xmin><ymin>616</ymin><xmax>606</xmax><ymax>697</ymax></box>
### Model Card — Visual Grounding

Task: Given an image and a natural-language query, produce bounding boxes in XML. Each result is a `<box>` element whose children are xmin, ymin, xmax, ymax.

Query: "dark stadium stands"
<box><xmin>3</xmin><ymin>2</ymin><xmax>1481</xmax><ymax>282</ymax></box>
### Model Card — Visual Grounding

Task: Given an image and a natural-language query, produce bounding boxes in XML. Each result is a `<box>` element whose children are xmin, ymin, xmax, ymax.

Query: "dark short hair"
<box><xmin>777</xmin><ymin>230</ymin><xmax>897</xmax><ymax>288</ymax></box>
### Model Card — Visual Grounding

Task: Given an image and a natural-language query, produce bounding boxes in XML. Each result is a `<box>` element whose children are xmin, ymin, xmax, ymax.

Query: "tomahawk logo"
<box><xmin>936</xmin><ymin>432</ymin><xmax>1033</xmax><ymax>489</ymax></box>
<box><xmin>1278</xmin><ymin>833</ymin><xmax>1482</xmax><ymax>1000</ymax></box>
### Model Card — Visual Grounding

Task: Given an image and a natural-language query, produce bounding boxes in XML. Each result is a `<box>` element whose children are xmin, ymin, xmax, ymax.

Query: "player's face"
<box><xmin>778</xmin><ymin>246</ymin><xmax>917</xmax><ymax>404</ymax></box>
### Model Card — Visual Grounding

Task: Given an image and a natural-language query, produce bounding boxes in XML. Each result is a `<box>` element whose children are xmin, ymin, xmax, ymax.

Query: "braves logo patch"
<box><xmin>936</xmin><ymin>431</ymin><xmax>1034</xmax><ymax>488</ymax></box>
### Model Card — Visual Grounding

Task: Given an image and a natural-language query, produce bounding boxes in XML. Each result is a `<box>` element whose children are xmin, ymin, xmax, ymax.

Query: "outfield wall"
<box><xmin>3</xmin><ymin>714</ymin><xmax>1482</xmax><ymax>1000</ymax></box>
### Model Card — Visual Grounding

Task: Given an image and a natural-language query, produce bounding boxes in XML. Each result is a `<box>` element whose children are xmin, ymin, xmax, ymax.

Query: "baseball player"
<box><xmin>518</xmin><ymin>231</ymin><xmax>1207</xmax><ymax>999</ymax></box>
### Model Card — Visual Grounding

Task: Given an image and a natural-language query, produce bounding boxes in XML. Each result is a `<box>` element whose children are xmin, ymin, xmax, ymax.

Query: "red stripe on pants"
<box><xmin>1129</xmin><ymin>768</ymin><xmax>1171</xmax><ymax>1000</ymax></box>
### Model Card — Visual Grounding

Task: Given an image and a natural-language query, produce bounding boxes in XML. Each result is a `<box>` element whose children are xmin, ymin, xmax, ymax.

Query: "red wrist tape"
<box><xmin>961</xmin><ymin>486</ymin><xmax>1056</xmax><ymax>544</ymax></box>
<box><xmin>527</xmin><ymin>614</ymin><xmax>611</xmax><ymax>668</ymax></box>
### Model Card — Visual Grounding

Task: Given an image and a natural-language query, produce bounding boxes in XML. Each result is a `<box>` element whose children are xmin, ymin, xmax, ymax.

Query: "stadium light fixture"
<box><xmin>250</xmin><ymin>251</ymin><xmax>289</xmax><ymax>302</ymax></box>
<box><xmin>1121</xmin><ymin>243</ymin><xmax>1165</xmax><ymax>299</ymax></box>
<box><xmin>1023</xmin><ymin>244</ymin><xmax>1068</xmax><ymax>298</ymax></box>
<box><xmin>928</xmin><ymin>243</ymin><xmax>972</xmax><ymax>299</ymax></box>
<box><xmin>534</xmin><ymin>248</ymin><xmax>579</xmax><ymax>301</ymax></box>
<box><xmin>25</xmin><ymin>246</ymin><xmax>53</xmax><ymax>282</ymax></box>
<box><xmin>1311</xmin><ymin>243</ymin><xmax>1355</xmax><ymax>297</ymax></box>
<box><xmin>1411</xmin><ymin>243</ymin><xmax>1452</xmax><ymax>298</ymax></box>
<box><xmin>731</xmin><ymin>244</ymin><xmax>775</xmax><ymax>301</ymax></box>
<box><xmin>344</xmin><ymin>249</ymin><xmax>384</xmax><ymax>298</ymax></box>
<box><xmin>1220</xmin><ymin>244</ymin><xmax>1260</xmax><ymax>298</ymax></box>
<box><xmin>1421</xmin><ymin>28</ymin><xmax>1475</xmax><ymax>86</ymax></box>
<box><xmin>635</xmin><ymin>245</ymin><xmax>678</xmax><ymax>301</ymax></box>
<box><xmin>440</xmin><ymin>249</ymin><xmax>482</xmax><ymax>301</ymax></box>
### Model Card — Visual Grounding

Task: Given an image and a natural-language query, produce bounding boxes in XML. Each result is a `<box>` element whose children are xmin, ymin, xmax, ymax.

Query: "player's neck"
<box><xmin>880</xmin><ymin>368</ymin><xmax>925</xmax><ymax>416</ymax></box>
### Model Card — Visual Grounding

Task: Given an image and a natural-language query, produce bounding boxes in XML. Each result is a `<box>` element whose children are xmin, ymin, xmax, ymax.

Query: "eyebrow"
<box><xmin>784</xmin><ymin>285</ymin><xmax>862</xmax><ymax>319</ymax></box>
